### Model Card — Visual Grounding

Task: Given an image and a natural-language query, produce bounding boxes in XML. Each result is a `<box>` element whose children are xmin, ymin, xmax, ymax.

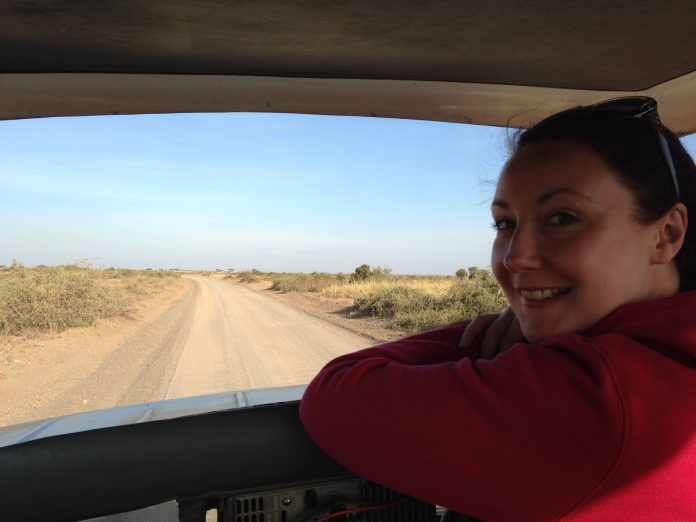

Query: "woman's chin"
<box><xmin>521</xmin><ymin>324</ymin><xmax>566</xmax><ymax>344</ymax></box>
<box><xmin>524</xmin><ymin>333</ymin><xmax>546</xmax><ymax>344</ymax></box>
<box><xmin>522</xmin><ymin>321</ymin><xmax>583</xmax><ymax>344</ymax></box>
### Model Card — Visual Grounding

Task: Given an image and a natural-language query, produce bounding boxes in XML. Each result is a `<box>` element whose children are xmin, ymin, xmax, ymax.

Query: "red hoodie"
<box><xmin>300</xmin><ymin>291</ymin><xmax>696</xmax><ymax>521</ymax></box>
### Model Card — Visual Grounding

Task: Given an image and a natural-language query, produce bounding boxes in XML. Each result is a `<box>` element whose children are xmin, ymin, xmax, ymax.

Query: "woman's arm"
<box><xmin>300</xmin><ymin>331</ymin><xmax>624</xmax><ymax>521</ymax></box>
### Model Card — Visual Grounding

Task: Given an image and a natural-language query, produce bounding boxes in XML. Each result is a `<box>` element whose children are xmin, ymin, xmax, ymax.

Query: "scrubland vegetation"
<box><xmin>0</xmin><ymin>258</ymin><xmax>505</xmax><ymax>338</ymax></box>
<box><xmin>0</xmin><ymin>261</ymin><xmax>178</xmax><ymax>337</ymax></box>
<box><xmin>230</xmin><ymin>265</ymin><xmax>507</xmax><ymax>332</ymax></box>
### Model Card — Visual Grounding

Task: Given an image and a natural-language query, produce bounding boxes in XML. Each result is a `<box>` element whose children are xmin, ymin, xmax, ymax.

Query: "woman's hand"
<box><xmin>459</xmin><ymin>307</ymin><xmax>525</xmax><ymax>359</ymax></box>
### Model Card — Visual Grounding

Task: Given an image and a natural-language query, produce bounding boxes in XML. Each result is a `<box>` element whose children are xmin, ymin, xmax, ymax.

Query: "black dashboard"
<box><xmin>0</xmin><ymin>402</ymin><xmax>440</xmax><ymax>522</ymax></box>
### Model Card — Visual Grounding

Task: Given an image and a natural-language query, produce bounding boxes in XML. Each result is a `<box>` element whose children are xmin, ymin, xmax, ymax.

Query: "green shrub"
<box><xmin>389</xmin><ymin>305</ymin><xmax>471</xmax><ymax>332</ymax></box>
<box><xmin>446</xmin><ymin>274</ymin><xmax>508</xmax><ymax>317</ymax></box>
<box><xmin>349</xmin><ymin>264</ymin><xmax>372</xmax><ymax>282</ymax></box>
<box><xmin>350</xmin><ymin>285</ymin><xmax>438</xmax><ymax>318</ymax></box>
<box><xmin>349</xmin><ymin>264</ymin><xmax>392</xmax><ymax>283</ymax></box>
<box><xmin>270</xmin><ymin>272</ymin><xmax>340</xmax><ymax>293</ymax></box>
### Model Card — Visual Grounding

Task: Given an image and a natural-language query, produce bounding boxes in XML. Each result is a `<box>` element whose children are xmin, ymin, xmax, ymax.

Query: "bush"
<box><xmin>270</xmin><ymin>272</ymin><xmax>340</xmax><ymax>293</ymax></box>
<box><xmin>350</xmin><ymin>285</ymin><xmax>438</xmax><ymax>318</ymax></box>
<box><xmin>446</xmin><ymin>273</ymin><xmax>508</xmax><ymax>317</ymax></box>
<box><xmin>0</xmin><ymin>266</ymin><xmax>128</xmax><ymax>335</ymax></box>
<box><xmin>0</xmin><ymin>265</ymin><xmax>177</xmax><ymax>336</ymax></box>
<box><xmin>349</xmin><ymin>264</ymin><xmax>372</xmax><ymax>282</ymax></box>
<box><xmin>455</xmin><ymin>268</ymin><xmax>468</xmax><ymax>279</ymax></box>
<box><xmin>236</xmin><ymin>270</ymin><xmax>262</xmax><ymax>283</ymax></box>
<box><xmin>349</xmin><ymin>264</ymin><xmax>391</xmax><ymax>283</ymax></box>
<box><xmin>389</xmin><ymin>305</ymin><xmax>471</xmax><ymax>332</ymax></box>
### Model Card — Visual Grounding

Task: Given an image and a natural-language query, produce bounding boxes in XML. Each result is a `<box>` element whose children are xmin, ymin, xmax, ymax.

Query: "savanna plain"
<box><xmin>0</xmin><ymin>262</ymin><xmax>506</xmax><ymax>427</ymax></box>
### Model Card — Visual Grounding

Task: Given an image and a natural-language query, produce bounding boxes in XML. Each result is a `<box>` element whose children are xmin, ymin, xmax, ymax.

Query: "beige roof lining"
<box><xmin>2</xmin><ymin>70</ymin><xmax>696</xmax><ymax>135</ymax></box>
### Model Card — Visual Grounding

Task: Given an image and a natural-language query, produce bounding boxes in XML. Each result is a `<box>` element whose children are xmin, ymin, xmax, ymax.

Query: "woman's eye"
<box><xmin>546</xmin><ymin>212</ymin><xmax>577</xmax><ymax>225</ymax></box>
<box><xmin>492</xmin><ymin>218</ymin><xmax>515</xmax><ymax>231</ymax></box>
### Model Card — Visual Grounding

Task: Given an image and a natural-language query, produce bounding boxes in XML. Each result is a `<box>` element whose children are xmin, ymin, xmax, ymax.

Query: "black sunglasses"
<box><xmin>533</xmin><ymin>96</ymin><xmax>680</xmax><ymax>200</ymax></box>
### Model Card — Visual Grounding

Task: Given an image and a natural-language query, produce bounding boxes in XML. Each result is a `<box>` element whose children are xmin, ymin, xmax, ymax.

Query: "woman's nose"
<box><xmin>502</xmin><ymin>227</ymin><xmax>543</xmax><ymax>272</ymax></box>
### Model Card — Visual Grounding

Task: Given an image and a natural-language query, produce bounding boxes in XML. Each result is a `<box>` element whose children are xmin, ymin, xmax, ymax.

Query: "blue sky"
<box><xmin>2</xmin><ymin>113</ymin><xmax>695</xmax><ymax>274</ymax></box>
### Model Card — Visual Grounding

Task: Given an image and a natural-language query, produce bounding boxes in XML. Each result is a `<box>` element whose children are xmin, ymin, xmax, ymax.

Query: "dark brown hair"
<box><xmin>513</xmin><ymin>112</ymin><xmax>696</xmax><ymax>291</ymax></box>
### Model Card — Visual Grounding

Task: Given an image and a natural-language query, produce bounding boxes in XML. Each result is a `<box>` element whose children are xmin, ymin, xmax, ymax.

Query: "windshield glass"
<box><xmin>2</xmin><ymin>113</ymin><xmax>694</xmax><ymax>428</ymax></box>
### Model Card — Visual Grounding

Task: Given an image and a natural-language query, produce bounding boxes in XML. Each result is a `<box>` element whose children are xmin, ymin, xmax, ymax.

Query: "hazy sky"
<box><xmin>2</xmin><ymin>113</ymin><xmax>695</xmax><ymax>275</ymax></box>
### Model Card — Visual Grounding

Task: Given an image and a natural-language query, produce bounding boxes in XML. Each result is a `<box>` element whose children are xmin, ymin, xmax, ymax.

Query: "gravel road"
<box><xmin>164</xmin><ymin>275</ymin><xmax>371</xmax><ymax>398</ymax></box>
<box><xmin>1</xmin><ymin>274</ymin><xmax>372</xmax><ymax>427</ymax></box>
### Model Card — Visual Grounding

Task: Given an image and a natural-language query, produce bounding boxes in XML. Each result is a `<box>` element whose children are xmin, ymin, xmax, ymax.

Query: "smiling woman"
<box><xmin>491</xmin><ymin>140</ymin><xmax>686</xmax><ymax>343</ymax></box>
<box><xmin>300</xmin><ymin>97</ymin><xmax>696</xmax><ymax>520</ymax></box>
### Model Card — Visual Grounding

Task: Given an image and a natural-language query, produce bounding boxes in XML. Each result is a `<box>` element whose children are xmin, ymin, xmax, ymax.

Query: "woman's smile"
<box><xmin>518</xmin><ymin>288</ymin><xmax>571</xmax><ymax>301</ymax></box>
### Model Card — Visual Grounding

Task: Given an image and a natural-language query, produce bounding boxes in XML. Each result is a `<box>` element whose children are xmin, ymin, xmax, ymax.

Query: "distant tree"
<box><xmin>455</xmin><ymin>268</ymin><xmax>468</xmax><ymax>279</ymax></box>
<box><xmin>350</xmin><ymin>264</ymin><xmax>372</xmax><ymax>282</ymax></box>
<box><xmin>468</xmin><ymin>266</ymin><xmax>482</xmax><ymax>279</ymax></box>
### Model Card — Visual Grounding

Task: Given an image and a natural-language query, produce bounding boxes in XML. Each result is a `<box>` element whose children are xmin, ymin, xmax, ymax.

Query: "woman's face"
<box><xmin>491</xmin><ymin>140</ymin><xmax>675</xmax><ymax>343</ymax></box>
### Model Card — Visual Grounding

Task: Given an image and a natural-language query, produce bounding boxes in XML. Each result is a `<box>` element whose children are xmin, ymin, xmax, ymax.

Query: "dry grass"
<box><xmin>0</xmin><ymin>263</ymin><xmax>178</xmax><ymax>337</ymax></box>
<box><xmin>320</xmin><ymin>277</ymin><xmax>452</xmax><ymax>300</ymax></box>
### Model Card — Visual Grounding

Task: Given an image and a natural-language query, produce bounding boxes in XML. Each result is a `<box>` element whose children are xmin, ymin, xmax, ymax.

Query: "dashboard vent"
<box><xmin>224</xmin><ymin>479</ymin><xmax>436</xmax><ymax>522</ymax></box>
<box><xmin>231</xmin><ymin>494</ymin><xmax>286</xmax><ymax>522</ymax></box>
<box><xmin>360</xmin><ymin>481</ymin><xmax>437</xmax><ymax>522</ymax></box>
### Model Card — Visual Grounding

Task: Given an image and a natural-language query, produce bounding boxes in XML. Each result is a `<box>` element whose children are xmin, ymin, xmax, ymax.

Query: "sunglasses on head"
<box><xmin>533</xmin><ymin>96</ymin><xmax>680</xmax><ymax>200</ymax></box>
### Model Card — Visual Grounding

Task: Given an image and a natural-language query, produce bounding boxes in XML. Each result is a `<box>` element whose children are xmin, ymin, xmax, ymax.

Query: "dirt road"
<box><xmin>165</xmin><ymin>275</ymin><xmax>370</xmax><ymax>398</ymax></box>
<box><xmin>0</xmin><ymin>275</ymin><xmax>372</xmax><ymax>427</ymax></box>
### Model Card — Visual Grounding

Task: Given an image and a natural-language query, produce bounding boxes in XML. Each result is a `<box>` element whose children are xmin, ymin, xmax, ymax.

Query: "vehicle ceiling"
<box><xmin>2</xmin><ymin>0</ymin><xmax>696</xmax><ymax>133</ymax></box>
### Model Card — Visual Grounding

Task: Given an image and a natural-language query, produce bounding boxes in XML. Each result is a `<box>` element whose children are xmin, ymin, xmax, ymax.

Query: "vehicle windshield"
<box><xmin>2</xmin><ymin>112</ymin><xmax>695</xmax><ymax>428</ymax></box>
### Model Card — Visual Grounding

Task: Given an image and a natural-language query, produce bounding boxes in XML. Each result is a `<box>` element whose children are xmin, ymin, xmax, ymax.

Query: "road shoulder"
<box><xmin>226</xmin><ymin>278</ymin><xmax>403</xmax><ymax>345</ymax></box>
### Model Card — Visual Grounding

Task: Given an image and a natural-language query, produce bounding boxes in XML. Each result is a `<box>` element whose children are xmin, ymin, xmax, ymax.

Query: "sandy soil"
<box><xmin>239</xmin><ymin>278</ymin><xmax>403</xmax><ymax>344</ymax></box>
<box><xmin>0</xmin><ymin>274</ymin><xmax>392</xmax><ymax>428</ymax></box>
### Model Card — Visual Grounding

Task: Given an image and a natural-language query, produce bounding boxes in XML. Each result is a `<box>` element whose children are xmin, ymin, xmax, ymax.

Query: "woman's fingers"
<box><xmin>459</xmin><ymin>313</ymin><xmax>499</xmax><ymax>348</ymax></box>
<box><xmin>480</xmin><ymin>308</ymin><xmax>515</xmax><ymax>359</ymax></box>
<box><xmin>499</xmin><ymin>313</ymin><xmax>525</xmax><ymax>355</ymax></box>
<box><xmin>460</xmin><ymin>308</ymin><xmax>525</xmax><ymax>359</ymax></box>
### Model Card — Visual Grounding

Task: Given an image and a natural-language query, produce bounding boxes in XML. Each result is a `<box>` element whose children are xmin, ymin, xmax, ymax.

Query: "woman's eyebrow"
<box><xmin>537</xmin><ymin>187</ymin><xmax>591</xmax><ymax>204</ymax></box>
<box><xmin>491</xmin><ymin>187</ymin><xmax>591</xmax><ymax>209</ymax></box>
